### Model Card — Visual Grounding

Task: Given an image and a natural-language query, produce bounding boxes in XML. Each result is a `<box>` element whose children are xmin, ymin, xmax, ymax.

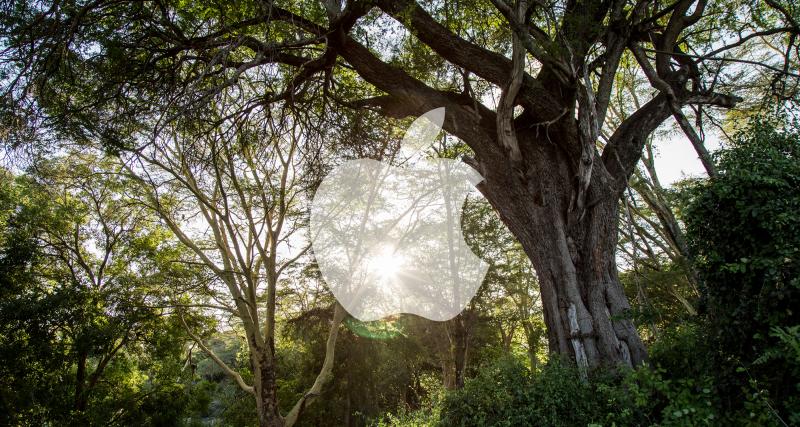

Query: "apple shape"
<box><xmin>310</xmin><ymin>108</ymin><xmax>488</xmax><ymax>321</ymax></box>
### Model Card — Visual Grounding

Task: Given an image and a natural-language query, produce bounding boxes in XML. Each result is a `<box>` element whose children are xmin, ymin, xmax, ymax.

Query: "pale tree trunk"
<box><xmin>251</xmin><ymin>338</ymin><xmax>282</xmax><ymax>427</ymax></box>
<box><xmin>185</xmin><ymin>307</ymin><xmax>344</xmax><ymax>427</ymax></box>
<box><xmin>283</xmin><ymin>304</ymin><xmax>346</xmax><ymax>426</ymax></box>
<box><xmin>198</xmin><ymin>303</ymin><xmax>345</xmax><ymax>427</ymax></box>
<box><xmin>246</xmin><ymin>304</ymin><xmax>346</xmax><ymax>427</ymax></box>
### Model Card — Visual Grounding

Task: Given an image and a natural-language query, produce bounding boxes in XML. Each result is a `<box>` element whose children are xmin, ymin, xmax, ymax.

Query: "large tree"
<box><xmin>2</xmin><ymin>0</ymin><xmax>798</xmax><ymax>381</ymax></box>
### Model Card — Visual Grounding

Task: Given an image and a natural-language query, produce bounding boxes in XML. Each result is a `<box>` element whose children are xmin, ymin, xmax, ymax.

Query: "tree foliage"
<box><xmin>0</xmin><ymin>158</ymin><xmax>200</xmax><ymax>425</ymax></box>
<box><xmin>0</xmin><ymin>0</ymin><xmax>799</xmax><ymax>425</ymax></box>
<box><xmin>685</xmin><ymin>115</ymin><xmax>800</xmax><ymax>422</ymax></box>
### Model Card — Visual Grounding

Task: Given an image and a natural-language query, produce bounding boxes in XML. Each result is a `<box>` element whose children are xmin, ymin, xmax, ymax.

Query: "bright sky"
<box><xmin>651</xmin><ymin>128</ymin><xmax>721</xmax><ymax>186</ymax></box>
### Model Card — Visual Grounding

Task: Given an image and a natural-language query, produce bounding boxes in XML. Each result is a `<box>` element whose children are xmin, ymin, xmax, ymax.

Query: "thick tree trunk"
<box><xmin>478</xmin><ymin>129</ymin><xmax>647</xmax><ymax>372</ymax></box>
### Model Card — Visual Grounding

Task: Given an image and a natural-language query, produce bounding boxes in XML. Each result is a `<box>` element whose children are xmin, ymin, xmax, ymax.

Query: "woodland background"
<box><xmin>0</xmin><ymin>0</ymin><xmax>799</xmax><ymax>426</ymax></box>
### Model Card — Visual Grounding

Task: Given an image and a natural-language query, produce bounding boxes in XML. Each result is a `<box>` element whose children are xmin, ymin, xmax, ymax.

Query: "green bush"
<box><xmin>371</xmin><ymin>373</ymin><xmax>444</xmax><ymax>427</ymax></box>
<box><xmin>437</xmin><ymin>356</ymin><xmax>647</xmax><ymax>427</ymax></box>
<box><xmin>433</xmin><ymin>351</ymin><xmax>785</xmax><ymax>426</ymax></box>
<box><xmin>684</xmin><ymin>116</ymin><xmax>800</xmax><ymax>422</ymax></box>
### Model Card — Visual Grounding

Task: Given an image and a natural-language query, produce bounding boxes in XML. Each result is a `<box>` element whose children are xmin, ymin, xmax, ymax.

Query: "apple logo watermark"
<box><xmin>310</xmin><ymin>108</ymin><xmax>488</xmax><ymax>321</ymax></box>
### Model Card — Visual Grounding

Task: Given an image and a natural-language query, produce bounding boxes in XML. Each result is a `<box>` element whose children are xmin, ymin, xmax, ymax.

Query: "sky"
<box><xmin>651</xmin><ymin>128</ymin><xmax>721</xmax><ymax>186</ymax></box>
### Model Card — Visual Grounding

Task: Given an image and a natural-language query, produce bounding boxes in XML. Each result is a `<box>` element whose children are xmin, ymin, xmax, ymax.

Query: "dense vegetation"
<box><xmin>1</xmin><ymin>0</ymin><xmax>799</xmax><ymax>425</ymax></box>
<box><xmin>1</xmin><ymin>117</ymin><xmax>798</xmax><ymax>426</ymax></box>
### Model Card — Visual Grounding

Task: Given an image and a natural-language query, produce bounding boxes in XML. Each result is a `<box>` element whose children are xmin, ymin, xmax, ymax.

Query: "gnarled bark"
<box><xmin>477</xmin><ymin>129</ymin><xmax>649</xmax><ymax>370</ymax></box>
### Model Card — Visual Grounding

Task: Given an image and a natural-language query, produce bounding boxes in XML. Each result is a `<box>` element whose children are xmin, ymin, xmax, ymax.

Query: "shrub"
<box><xmin>435</xmin><ymin>351</ymin><xmax>777</xmax><ymax>426</ymax></box>
<box><xmin>684</xmin><ymin>117</ymin><xmax>800</xmax><ymax>421</ymax></box>
<box><xmin>438</xmin><ymin>356</ymin><xmax>646</xmax><ymax>427</ymax></box>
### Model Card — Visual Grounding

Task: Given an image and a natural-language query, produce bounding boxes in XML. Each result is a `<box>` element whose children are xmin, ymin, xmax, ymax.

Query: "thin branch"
<box><xmin>283</xmin><ymin>303</ymin><xmax>346</xmax><ymax>426</ymax></box>
<box><xmin>180</xmin><ymin>313</ymin><xmax>255</xmax><ymax>395</ymax></box>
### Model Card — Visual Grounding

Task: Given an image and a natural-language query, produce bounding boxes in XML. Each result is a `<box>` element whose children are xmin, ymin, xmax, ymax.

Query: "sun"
<box><xmin>367</xmin><ymin>244</ymin><xmax>405</xmax><ymax>281</ymax></box>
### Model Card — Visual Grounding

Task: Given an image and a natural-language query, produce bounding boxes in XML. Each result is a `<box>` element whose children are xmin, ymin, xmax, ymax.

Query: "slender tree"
<box><xmin>120</xmin><ymin>105</ymin><xmax>344</xmax><ymax>426</ymax></box>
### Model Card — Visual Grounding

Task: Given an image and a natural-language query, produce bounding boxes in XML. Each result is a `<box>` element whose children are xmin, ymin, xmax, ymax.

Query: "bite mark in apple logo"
<box><xmin>310</xmin><ymin>108</ymin><xmax>488</xmax><ymax>321</ymax></box>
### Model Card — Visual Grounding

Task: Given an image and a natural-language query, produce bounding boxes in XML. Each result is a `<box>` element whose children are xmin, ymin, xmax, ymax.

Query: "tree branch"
<box><xmin>496</xmin><ymin>0</ymin><xmax>526</xmax><ymax>163</ymax></box>
<box><xmin>180</xmin><ymin>313</ymin><xmax>255</xmax><ymax>395</ymax></box>
<box><xmin>373</xmin><ymin>0</ymin><xmax>563</xmax><ymax>118</ymax></box>
<box><xmin>283</xmin><ymin>303</ymin><xmax>346</xmax><ymax>426</ymax></box>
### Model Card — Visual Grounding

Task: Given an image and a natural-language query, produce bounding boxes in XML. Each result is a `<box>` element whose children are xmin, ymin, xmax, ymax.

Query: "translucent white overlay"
<box><xmin>310</xmin><ymin>108</ymin><xmax>488</xmax><ymax>321</ymax></box>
